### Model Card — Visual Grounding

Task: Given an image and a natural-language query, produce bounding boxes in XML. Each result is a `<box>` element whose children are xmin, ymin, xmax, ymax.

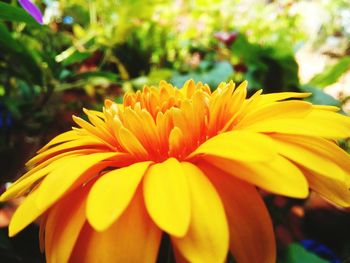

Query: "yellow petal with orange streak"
<box><xmin>69</xmin><ymin>190</ymin><xmax>162</xmax><ymax>263</ymax></box>
<box><xmin>143</xmin><ymin>158</ymin><xmax>191</xmax><ymax>237</ymax></box>
<box><xmin>37</xmin><ymin>130</ymin><xmax>80</xmax><ymax>153</ymax></box>
<box><xmin>199</xmin><ymin>162</ymin><xmax>276</xmax><ymax>263</ymax></box>
<box><xmin>181</xmin><ymin>79</ymin><xmax>196</xmax><ymax>98</ymax></box>
<box><xmin>36</xmin><ymin>152</ymin><xmax>117</xmax><ymax>210</ymax></box>
<box><xmin>172</xmin><ymin>162</ymin><xmax>229</xmax><ymax>263</ymax></box>
<box><xmin>203</xmin><ymin>154</ymin><xmax>309</xmax><ymax>198</ymax></box>
<box><xmin>26</xmin><ymin>137</ymin><xmax>107</xmax><ymax>166</ymax></box>
<box><xmin>169</xmin><ymin>127</ymin><xmax>185</xmax><ymax>157</ymax></box>
<box><xmin>45</xmin><ymin>186</ymin><xmax>88</xmax><ymax>263</ymax></box>
<box><xmin>301</xmin><ymin>167</ymin><xmax>350</xmax><ymax>207</ymax></box>
<box><xmin>190</xmin><ymin>131</ymin><xmax>277</xmax><ymax>162</ymax></box>
<box><xmin>116</xmin><ymin>126</ymin><xmax>148</xmax><ymax>158</ymax></box>
<box><xmin>271</xmin><ymin>134</ymin><xmax>346</xmax><ymax>181</ymax></box>
<box><xmin>86</xmin><ymin>161</ymin><xmax>152</xmax><ymax>231</ymax></box>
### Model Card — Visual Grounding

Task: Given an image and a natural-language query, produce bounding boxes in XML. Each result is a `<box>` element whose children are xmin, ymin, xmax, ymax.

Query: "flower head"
<box><xmin>2</xmin><ymin>80</ymin><xmax>350</xmax><ymax>263</ymax></box>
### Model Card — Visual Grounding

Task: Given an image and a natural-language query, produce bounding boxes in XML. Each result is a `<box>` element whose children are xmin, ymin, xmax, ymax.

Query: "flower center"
<box><xmin>101</xmin><ymin>80</ymin><xmax>249</xmax><ymax>162</ymax></box>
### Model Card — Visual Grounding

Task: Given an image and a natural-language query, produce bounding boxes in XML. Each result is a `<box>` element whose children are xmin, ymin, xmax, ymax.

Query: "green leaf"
<box><xmin>0</xmin><ymin>2</ymin><xmax>40</xmax><ymax>26</ymax></box>
<box><xmin>73</xmin><ymin>71</ymin><xmax>120</xmax><ymax>82</ymax></box>
<box><xmin>283</xmin><ymin>243</ymin><xmax>328</xmax><ymax>263</ymax></box>
<box><xmin>0</xmin><ymin>22</ymin><xmax>42</xmax><ymax>84</ymax></box>
<box><xmin>0</xmin><ymin>22</ymin><xmax>22</xmax><ymax>53</ymax></box>
<box><xmin>61</xmin><ymin>52</ymin><xmax>92</xmax><ymax>66</ymax></box>
<box><xmin>308</xmin><ymin>56</ymin><xmax>350</xmax><ymax>88</ymax></box>
<box><xmin>300</xmin><ymin>85</ymin><xmax>341</xmax><ymax>107</ymax></box>
<box><xmin>171</xmin><ymin>61</ymin><xmax>234</xmax><ymax>88</ymax></box>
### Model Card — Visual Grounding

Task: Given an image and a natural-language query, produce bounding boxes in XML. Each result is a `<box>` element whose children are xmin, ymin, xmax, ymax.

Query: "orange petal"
<box><xmin>45</xmin><ymin>186</ymin><xmax>88</xmax><ymax>263</ymax></box>
<box><xmin>172</xmin><ymin>162</ymin><xmax>229</xmax><ymax>263</ymax></box>
<box><xmin>199</xmin><ymin>162</ymin><xmax>276</xmax><ymax>263</ymax></box>
<box><xmin>87</xmin><ymin>161</ymin><xmax>152</xmax><ymax>231</ymax></box>
<box><xmin>143</xmin><ymin>158</ymin><xmax>191</xmax><ymax>237</ymax></box>
<box><xmin>69</xmin><ymin>190</ymin><xmax>162</xmax><ymax>263</ymax></box>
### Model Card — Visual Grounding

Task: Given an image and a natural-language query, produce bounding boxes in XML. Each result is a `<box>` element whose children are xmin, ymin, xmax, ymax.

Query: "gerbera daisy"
<box><xmin>2</xmin><ymin>80</ymin><xmax>350</xmax><ymax>263</ymax></box>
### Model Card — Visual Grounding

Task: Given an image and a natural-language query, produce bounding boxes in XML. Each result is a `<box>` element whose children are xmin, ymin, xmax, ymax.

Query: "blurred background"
<box><xmin>0</xmin><ymin>0</ymin><xmax>350</xmax><ymax>262</ymax></box>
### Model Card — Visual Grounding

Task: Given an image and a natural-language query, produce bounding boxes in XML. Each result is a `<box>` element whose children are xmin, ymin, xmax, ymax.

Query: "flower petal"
<box><xmin>37</xmin><ymin>130</ymin><xmax>80</xmax><ymax>153</ymax></box>
<box><xmin>301</xmin><ymin>167</ymin><xmax>350</xmax><ymax>207</ymax></box>
<box><xmin>271</xmin><ymin>134</ymin><xmax>345</xmax><ymax>180</ymax></box>
<box><xmin>143</xmin><ymin>158</ymin><xmax>191</xmax><ymax>237</ymax></box>
<box><xmin>86</xmin><ymin>161</ymin><xmax>152</xmax><ymax>231</ymax></box>
<box><xmin>70</xmin><ymin>190</ymin><xmax>162</xmax><ymax>263</ymax></box>
<box><xmin>36</xmin><ymin>153</ymin><xmax>118</xmax><ymax>210</ymax></box>
<box><xmin>9</xmin><ymin>189</ymin><xmax>41</xmax><ymax>236</ymax></box>
<box><xmin>45</xmin><ymin>186</ymin><xmax>88</xmax><ymax>263</ymax></box>
<box><xmin>237</xmin><ymin>100</ymin><xmax>312</xmax><ymax>127</ymax></box>
<box><xmin>200</xmin><ymin>162</ymin><xmax>276</xmax><ymax>263</ymax></box>
<box><xmin>26</xmin><ymin>138</ymin><xmax>108</xmax><ymax>166</ymax></box>
<box><xmin>172</xmin><ymin>162</ymin><xmax>229</xmax><ymax>263</ymax></box>
<box><xmin>244</xmin><ymin>110</ymin><xmax>350</xmax><ymax>139</ymax></box>
<box><xmin>190</xmin><ymin>131</ymin><xmax>277</xmax><ymax>162</ymax></box>
<box><xmin>202</xmin><ymin>154</ymin><xmax>309</xmax><ymax>198</ymax></box>
<box><xmin>272</xmin><ymin>134</ymin><xmax>350</xmax><ymax>173</ymax></box>
<box><xmin>18</xmin><ymin>0</ymin><xmax>43</xmax><ymax>24</ymax></box>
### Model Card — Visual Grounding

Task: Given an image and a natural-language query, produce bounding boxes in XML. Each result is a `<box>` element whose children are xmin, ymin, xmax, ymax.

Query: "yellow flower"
<box><xmin>2</xmin><ymin>80</ymin><xmax>350</xmax><ymax>263</ymax></box>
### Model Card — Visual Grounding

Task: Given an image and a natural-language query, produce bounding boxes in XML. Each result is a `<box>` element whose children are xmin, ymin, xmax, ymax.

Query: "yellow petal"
<box><xmin>237</xmin><ymin>100</ymin><xmax>312</xmax><ymax>127</ymax></box>
<box><xmin>9</xmin><ymin>189</ymin><xmax>41</xmax><ymax>236</ymax></box>
<box><xmin>301</xmin><ymin>167</ymin><xmax>350</xmax><ymax>207</ymax></box>
<box><xmin>69</xmin><ymin>190</ymin><xmax>162</xmax><ymax>263</ymax></box>
<box><xmin>26</xmin><ymin>138</ymin><xmax>107</xmax><ymax>166</ymax></box>
<box><xmin>203</xmin><ymin>155</ymin><xmax>309</xmax><ymax>198</ymax></box>
<box><xmin>172</xmin><ymin>162</ymin><xmax>229</xmax><ymax>263</ymax></box>
<box><xmin>116</xmin><ymin>126</ymin><xmax>149</xmax><ymax>158</ymax></box>
<box><xmin>244</xmin><ymin>110</ymin><xmax>350</xmax><ymax>139</ymax></box>
<box><xmin>143</xmin><ymin>158</ymin><xmax>191</xmax><ymax>237</ymax></box>
<box><xmin>45</xmin><ymin>186</ymin><xmax>88</xmax><ymax>263</ymax></box>
<box><xmin>36</xmin><ymin>152</ymin><xmax>117</xmax><ymax>210</ymax></box>
<box><xmin>259</xmin><ymin>92</ymin><xmax>311</xmax><ymax>104</ymax></box>
<box><xmin>1</xmin><ymin>152</ymin><xmax>86</xmax><ymax>201</ymax></box>
<box><xmin>200</xmin><ymin>162</ymin><xmax>276</xmax><ymax>263</ymax></box>
<box><xmin>87</xmin><ymin>161</ymin><xmax>152</xmax><ymax>231</ymax></box>
<box><xmin>190</xmin><ymin>131</ymin><xmax>277</xmax><ymax>162</ymax></box>
<box><xmin>271</xmin><ymin>134</ymin><xmax>345</xmax><ymax>180</ymax></box>
<box><xmin>272</xmin><ymin>134</ymin><xmax>350</xmax><ymax>173</ymax></box>
<box><xmin>37</xmin><ymin>130</ymin><xmax>80</xmax><ymax>153</ymax></box>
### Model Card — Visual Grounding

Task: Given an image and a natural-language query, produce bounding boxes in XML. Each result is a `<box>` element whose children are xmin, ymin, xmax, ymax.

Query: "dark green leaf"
<box><xmin>283</xmin><ymin>243</ymin><xmax>328</xmax><ymax>263</ymax></box>
<box><xmin>73</xmin><ymin>71</ymin><xmax>120</xmax><ymax>82</ymax></box>
<box><xmin>0</xmin><ymin>2</ymin><xmax>40</xmax><ymax>27</ymax></box>
<box><xmin>61</xmin><ymin>52</ymin><xmax>92</xmax><ymax>66</ymax></box>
